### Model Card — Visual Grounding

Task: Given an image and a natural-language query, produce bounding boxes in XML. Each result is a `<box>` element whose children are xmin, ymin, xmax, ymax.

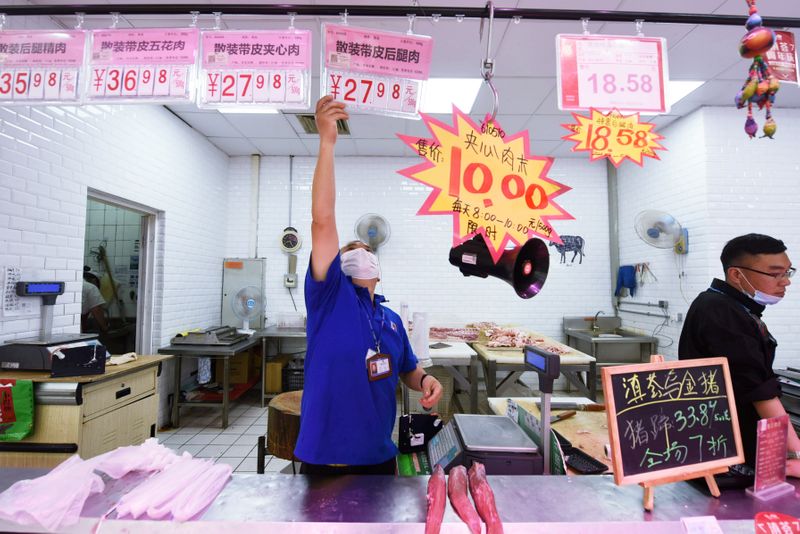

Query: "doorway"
<box><xmin>82</xmin><ymin>196</ymin><xmax>152</xmax><ymax>354</ymax></box>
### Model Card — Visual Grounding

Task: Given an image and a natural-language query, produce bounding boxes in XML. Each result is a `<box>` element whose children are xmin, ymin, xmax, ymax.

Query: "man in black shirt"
<box><xmin>679</xmin><ymin>233</ymin><xmax>800</xmax><ymax>477</ymax></box>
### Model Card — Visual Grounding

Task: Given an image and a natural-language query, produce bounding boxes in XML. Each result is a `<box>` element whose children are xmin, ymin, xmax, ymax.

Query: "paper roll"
<box><xmin>411</xmin><ymin>312</ymin><xmax>432</xmax><ymax>368</ymax></box>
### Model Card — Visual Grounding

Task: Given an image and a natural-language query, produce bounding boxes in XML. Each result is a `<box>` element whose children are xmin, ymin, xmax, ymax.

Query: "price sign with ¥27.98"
<box><xmin>322</xmin><ymin>23</ymin><xmax>433</xmax><ymax>119</ymax></box>
<box><xmin>557</xmin><ymin>34</ymin><xmax>669</xmax><ymax>113</ymax></box>
<box><xmin>398</xmin><ymin>108</ymin><xmax>573</xmax><ymax>263</ymax></box>
<box><xmin>562</xmin><ymin>108</ymin><xmax>665</xmax><ymax>168</ymax></box>
<box><xmin>0</xmin><ymin>30</ymin><xmax>87</xmax><ymax>105</ymax></box>
<box><xmin>86</xmin><ymin>28</ymin><xmax>199</xmax><ymax>103</ymax></box>
<box><xmin>198</xmin><ymin>30</ymin><xmax>311</xmax><ymax>110</ymax></box>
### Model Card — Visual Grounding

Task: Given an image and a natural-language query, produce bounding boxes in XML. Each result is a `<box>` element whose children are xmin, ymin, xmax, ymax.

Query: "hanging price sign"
<box><xmin>557</xmin><ymin>34</ymin><xmax>669</xmax><ymax>113</ymax></box>
<box><xmin>765</xmin><ymin>31</ymin><xmax>798</xmax><ymax>84</ymax></box>
<box><xmin>398</xmin><ymin>108</ymin><xmax>573</xmax><ymax>263</ymax></box>
<box><xmin>198</xmin><ymin>30</ymin><xmax>311</xmax><ymax>110</ymax></box>
<box><xmin>0</xmin><ymin>30</ymin><xmax>86</xmax><ymax>105</ymax></box>
<box><xmin>322</xmin><ymin>23</ymin><xmax>433</xmax><ymax>119</ymax></box>
<box><xmin>562</xmin><ymin>108</ymin><xmax>665</xmax><ymax>168</ymax></box>
<box><xmin>86</xmin><ymin>28</ymin><xmax>199</xmax><ymax>103</ymax></box>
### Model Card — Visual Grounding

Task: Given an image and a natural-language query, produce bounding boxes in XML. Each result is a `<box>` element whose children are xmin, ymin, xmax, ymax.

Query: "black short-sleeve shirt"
<box><xmin>678</xmin><ymin>278</ymin><xmax>780</xmax><ymax>466</ymax></box>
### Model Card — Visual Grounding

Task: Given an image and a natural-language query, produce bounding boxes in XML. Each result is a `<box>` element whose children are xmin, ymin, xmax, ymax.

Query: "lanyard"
<box><xmin>359</xmin><ymin>298</ymin><xmax>385</xmax><ymax>353</ymax></box>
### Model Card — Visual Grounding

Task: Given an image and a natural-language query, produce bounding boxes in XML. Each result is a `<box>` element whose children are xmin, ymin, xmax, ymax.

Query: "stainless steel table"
<box><xmin>2</xmin><ymin>468</ymin><xmax>798</xmax><ymax>533</ymax></box>
<box><xmin>158</xmin><ymin>337</ymin><xmax>259</xmax><ymax>428</ymax></box>
<box><xmin>255</xmin><ymin>326</ymin><xmax>307</xmax><ymax>407</ymax></box>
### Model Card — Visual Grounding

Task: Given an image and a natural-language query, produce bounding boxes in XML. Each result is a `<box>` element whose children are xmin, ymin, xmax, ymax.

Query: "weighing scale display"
<box><xmin>16</xmin><ymin>281</ymin><xmax>64</xmax><ymax>296</ymax></box>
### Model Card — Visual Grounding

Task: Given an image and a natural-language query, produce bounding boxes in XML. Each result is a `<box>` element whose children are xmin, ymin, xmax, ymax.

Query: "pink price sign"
<box><xmin>91</xmin><ymin>28</ymin><xmax>198</xmax><ymax>66</ymax></box>
<box><xmin>557</xmin><ymin>34</ymin><xmax>669</xmax><ymax>113</ymax></box>
<box><xmin>201</xmin><ymin>30</ymin><xmax>311</xmax><ymax>69</ymax></box>
<box><xmin>323</xmin><ymin>23</ymin><xmax>433</xmax><ymax>80</ymax></box>
<box><xmin>0</xmin><ymin>30</ymin><xmax>86</xmax><ymax>67</ymax></box>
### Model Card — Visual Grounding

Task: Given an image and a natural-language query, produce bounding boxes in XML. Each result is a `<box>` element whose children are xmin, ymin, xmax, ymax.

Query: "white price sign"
<box><xmin>202</xmin><ymin>69</ymin><xmax>304</xmax><ymax>104</ymax></box>
<box><xmin>323</xmin><ymin>70</ymin><xmax>420</xmax><ymax>115</ymax></box>
<box><xmin>557</xmin><ymin>34</ymin><xmax>669</xmax><ymax>113</ymax></box>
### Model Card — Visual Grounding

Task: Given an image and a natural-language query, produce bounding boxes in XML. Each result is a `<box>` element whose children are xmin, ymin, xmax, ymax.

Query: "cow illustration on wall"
<box><xmin>549</xmin><ymin>235</ymin><xmax>585</xmax><ymax>264</ymax></box>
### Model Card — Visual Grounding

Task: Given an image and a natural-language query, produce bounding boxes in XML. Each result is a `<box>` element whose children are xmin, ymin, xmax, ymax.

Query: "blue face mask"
<box><xmin>737</xmin><ymin>269</ymin><xmax>783</xmax><ymax>306</ymax></box>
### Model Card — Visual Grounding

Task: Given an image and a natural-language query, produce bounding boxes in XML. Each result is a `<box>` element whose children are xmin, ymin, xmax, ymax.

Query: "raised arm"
<box><xmin>310</xmin><ymin>96</ymin><xmax>349</xmax><ymax>281</ymax></box>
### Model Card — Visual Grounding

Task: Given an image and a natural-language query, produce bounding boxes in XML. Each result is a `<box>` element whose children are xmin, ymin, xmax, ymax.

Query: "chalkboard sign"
<box><xmin>603</xmin><ymin>357</ymin><xmax>744</xmax><ymax>486</ymax></box>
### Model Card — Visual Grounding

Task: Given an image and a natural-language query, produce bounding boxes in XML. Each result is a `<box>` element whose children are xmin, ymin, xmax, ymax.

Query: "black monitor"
<box><xmin>524</xmin><ymin>344</ymin><xmax>560</xmax><ymax>394</ymax></box>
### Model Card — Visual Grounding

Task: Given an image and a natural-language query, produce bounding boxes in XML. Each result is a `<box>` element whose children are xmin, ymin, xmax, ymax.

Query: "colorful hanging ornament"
<box><xmin>735</xmin><ymin>0</ymin><xmax>780</xmax><ymax>138</ymax></box>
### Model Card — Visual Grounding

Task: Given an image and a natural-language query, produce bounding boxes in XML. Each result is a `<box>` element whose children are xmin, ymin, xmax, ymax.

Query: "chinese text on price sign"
<box><xmin>0</xmin><ymin>30</ymin><xmax>86</xmax><ymax>104</ymax></box>
<box><xmin>557</xmin><ymin>34</ymin><xmax>669</xmax><ymax>113</ymax></box>
<box><xmin>398</xmin><ymin>108</ymin><xmax>573</xmax><ymax>263</ymax></box>
<box><xmin>87</xmin><ymin>28</ymin><xmax>199</xmax><ymax>103</ymax></box>
<box><xmin>199</xmin><ymin>30</ymin><xmax>311</xmax><ymax>109</ymax></box>
<box><xmin>322</xmin><ymin>23</ymin><xmax>433</xmax><ymax>119</ymax></box>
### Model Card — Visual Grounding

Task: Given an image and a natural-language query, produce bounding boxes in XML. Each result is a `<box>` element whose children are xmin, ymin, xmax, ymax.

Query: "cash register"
<box><xmin>426</xmin><ymin>413</ymin><xmax>543</xmax><ymax>475</ymax></box>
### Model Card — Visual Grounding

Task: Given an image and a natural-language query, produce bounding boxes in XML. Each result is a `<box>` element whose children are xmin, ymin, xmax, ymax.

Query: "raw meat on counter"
<box><xmin>447</xmin><ymin>465</ymin><xmax>482</xmax><ymax>534</ymax></box>
<box><xmin>428</xmin><ymin>326</ymin><xmax>480</xmax><ymax>342</ymax></box>
<box><xmin>425</xmin><ymin>465</ymin><xmax>446</xmax><ymax>534</ymax></box>
<box><xmin>468</xmin><ymin>462</ymin><xmax>504</xmax><ymax>534</ymax></box>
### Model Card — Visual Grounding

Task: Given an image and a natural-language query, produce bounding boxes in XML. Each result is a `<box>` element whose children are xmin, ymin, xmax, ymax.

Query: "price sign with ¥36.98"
<box><xmin>557</xmin><ymin>34</ymin><xmax>669</xmax><ymax>113</ymax></box>
<box><xmin>0</xmin><ymin>30</ymin><xmax>87</xmax><ymax>105</ymax></box>
<box><xmin>562</xmin><ymin>108</ymin><xmax>665</xmax><ymax>168</ymax></box>
<box><xmin>86</xmin><ymin>28</ymin><xmax>199</xmax><ymax>103</ymax></box>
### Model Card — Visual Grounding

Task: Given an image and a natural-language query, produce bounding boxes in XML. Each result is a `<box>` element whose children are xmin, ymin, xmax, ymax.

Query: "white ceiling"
<box><xmin>16</xmin><ymin>0</ymin><xmax>800</xmax><ymax>157</ymax></box>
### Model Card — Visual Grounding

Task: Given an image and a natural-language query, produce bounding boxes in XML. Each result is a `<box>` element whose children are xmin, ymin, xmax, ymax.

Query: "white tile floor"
<box><xmin>156</xmin><ymin>390</ymin><xmax>294</xmax><ymax>474</ymax></box>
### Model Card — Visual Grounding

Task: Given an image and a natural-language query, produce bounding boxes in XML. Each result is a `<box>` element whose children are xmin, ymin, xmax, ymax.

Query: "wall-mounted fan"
<box><xmin>634</xmin><ymin>210</ymin><xmax>689</xmax><ymax>254</ymax></box>
<box><xmin>355</xmin><ymin>213</ymin><xmax>391</xmax><ymax>251</ymax></box>
<box><xmin>231</xmin><ymin>286</ymin><xmax>264</xmax><ymax>335</ymax></box>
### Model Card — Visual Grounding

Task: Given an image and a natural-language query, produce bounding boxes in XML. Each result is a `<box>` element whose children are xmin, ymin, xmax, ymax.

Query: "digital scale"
<box><xmin>0</xmin><ymin>281</ymin><xmax>98</xmax><ymax>371</ymax></box>
<box><xmin>426</xmin><ymin>414</ymin><xmax>542</xmax><ymax>475</ymax></box>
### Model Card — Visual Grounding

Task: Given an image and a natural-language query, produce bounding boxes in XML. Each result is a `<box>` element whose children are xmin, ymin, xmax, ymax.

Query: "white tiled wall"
<box><xmin>225</xmin><ymin>154</ymin><xmax>613</xmax><ymax>344</ymax></box>
<box><xmin>617</xmin><ymin>106</ymin><xmax>800</xmax><ymax>369</ymax></box>
<box><xmin>0</xmin><ymin>104</ymin><xmax>230</xmax><ymax>424</ymax></box>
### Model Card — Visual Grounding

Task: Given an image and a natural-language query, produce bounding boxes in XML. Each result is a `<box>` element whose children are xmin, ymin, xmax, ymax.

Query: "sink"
<box><xmin>562</xmin><ymin>317</ymin><xmax>657</xmax><ymax>364</ymax></box>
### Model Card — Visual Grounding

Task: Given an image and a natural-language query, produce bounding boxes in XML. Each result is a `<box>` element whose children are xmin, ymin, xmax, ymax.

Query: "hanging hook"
<box><xmin>455</xmin><ymin>14</ymin><xmax>465</xmax><ymax>23</ymax></box>
<box><xmin>189</xmin><ymin>11</ymin><xmax>199</xmax><ymax>28</ymax></box>
<box><xmin>407</xmin><ymin>13</ymin><xmax>416</xmax><ymax>35</ymax></box>
<box><xmin>340</xmin><ymin>9</ymin><xmax>348</xmax><ymax>26</ymax></box>
<box><xmin>481</xmin><ymin>1</ymin><xmax>499</xmax><ymax>123</ymax></box>
<box><xmin>288</xmin><ymin>11</ymin><xmax>296</xmax><ymax>31</ymax></box>
<box><xmin>110</xmin><ymin>12</ymin><xmax>120</xmax><ymax>29</ymax></box>
<box><xmin>213</xmin><ymin>11</ymin><xmax>222</xmax><ymax>31</ymax></box>
<box><xmin>0</xmin><ymin>14</ymin><xmax>6</xmax><ymax>31</ymax></box>
<box><xmin>581</xmin><ymin>17</ymin><xmax>590</xmax><ymax>35</ymax></box>
<box><xmin>635</xmin><ymin>18</ymin><xmax>644</xmax><ymax>37</ymax></box>
<box><xmin>431</xmin><ymin>13</ymin><xmax>441</xmax><ymax>23</ymax></box>
<box><xmin>74</xmin><ymin>12</ymin><xmax>85</xmax><ymax>30</ymax></box>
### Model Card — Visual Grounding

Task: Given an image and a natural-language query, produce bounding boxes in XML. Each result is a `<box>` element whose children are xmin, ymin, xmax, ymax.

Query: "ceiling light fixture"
<box><xmin>666</xmin><ymin>80</ymin><xmax>704</xmax><ymax>109</ymax></box>
<box><xmin>419</xmin><ymin>78</ymin><xmax>483</xmax><ymax>114</ymax></box>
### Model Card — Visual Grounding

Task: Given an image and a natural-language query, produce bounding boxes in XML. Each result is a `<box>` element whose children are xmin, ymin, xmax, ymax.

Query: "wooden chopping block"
<box><xmin>267</xmin><ymin>390</ymin><xmax>303</xmax><ymax>461</ymax></box>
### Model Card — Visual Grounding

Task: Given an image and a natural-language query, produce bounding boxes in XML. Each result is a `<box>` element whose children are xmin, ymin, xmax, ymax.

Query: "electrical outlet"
<box><xmin>658</xmin><ymin>300</ymin><xmax>668</xmax><ymax>309</ymax></box>
<box><xmin>676</xmin><ymin>312</ymin><xmax>684</xmax><ymax>322</ymax></box>
<box><xmin>284</xmin><ymin>273</ymin><xmax>297</xmax><ymax>288</ymax></box>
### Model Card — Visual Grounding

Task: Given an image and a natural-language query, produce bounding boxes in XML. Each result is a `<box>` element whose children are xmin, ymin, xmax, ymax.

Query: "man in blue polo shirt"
<box><xmin>295</xmin><ymin>96</ymin><xmax>443</xmax><ymax>475</ymax></box>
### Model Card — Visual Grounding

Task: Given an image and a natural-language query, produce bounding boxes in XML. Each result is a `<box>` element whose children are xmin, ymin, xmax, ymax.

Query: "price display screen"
<box><xmin>86</xmin><ymin>28</ymin><xmax>199</xmax><ymax>103</ymax></box>
<box><xmin>0</xmin><ymin>30</ymin><xmax>87</xmax><ymax>105</ymax></box>
<box><xmin>198</xmin><ymin>30</ymin><xmax>311</xmax><ymax>110</ymax></box>
<box><xmin>321</xmin><ymin>23</ymin><xmax>433</xmax><ymax>119</ymax></box>
<box><xmin>557</xmin><ymin>34</ymin><xmax>669</xmax><ymax>113</ymax></box>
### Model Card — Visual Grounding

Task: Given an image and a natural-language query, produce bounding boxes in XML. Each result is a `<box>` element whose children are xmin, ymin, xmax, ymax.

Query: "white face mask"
<box><xmin>341</xmin><ymin>248</ymin><xmax>380</xmax><ymax>280</ymax></box>
<box><xmin>737</xmin><ymin>269</ymin><xmax>783</xmax><ymax>306</ymax></box>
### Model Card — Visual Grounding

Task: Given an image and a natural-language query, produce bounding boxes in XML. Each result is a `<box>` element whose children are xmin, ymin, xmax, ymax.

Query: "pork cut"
<box><xmin>447</xmin><ymin>465</ymin><xmax>481</xmax><ymax>534</ymax></box>
<box><xmin>468</xmin><ymin>462</ymin><xmax>504</xmax><ymax>534</ymax></box>
<box><xmin>425</xmin><ymin>465</ymin><xmax>446</xmax><ymax>534</ymax></box>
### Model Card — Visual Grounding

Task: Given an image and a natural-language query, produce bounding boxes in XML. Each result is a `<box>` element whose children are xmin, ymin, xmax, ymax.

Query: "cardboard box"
<box><xmin>265</xmin><ymin>354</ymin><xmax>294</xmax><ymax>394</ymax></box>
<box><xmin>215</xmin><ymin>353</ymin><xmax>251</xmax><ymax>384</ymax></box>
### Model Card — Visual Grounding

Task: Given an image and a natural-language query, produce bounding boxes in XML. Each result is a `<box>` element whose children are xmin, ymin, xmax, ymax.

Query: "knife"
<box><xmin>550</xmin><ymin>410</ymin><xmax>577</xmax><ymax>424</ymax></box>
<box><xmin>534</xmin><ymin>400</ymin><xmax>605</xmax><ymax>412</ymax></box>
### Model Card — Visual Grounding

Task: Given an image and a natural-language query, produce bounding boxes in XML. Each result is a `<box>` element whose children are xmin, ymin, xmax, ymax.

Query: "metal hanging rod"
<box><xmin>2</xmin><ymin>5</ymin><xmax>800</xmax><ymax>28</ymax></box>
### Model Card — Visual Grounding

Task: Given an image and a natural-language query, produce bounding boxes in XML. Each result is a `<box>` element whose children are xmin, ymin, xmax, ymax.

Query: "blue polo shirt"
<box><xmin>295</xmin><ymin>253</ymin><xmax>418</xmax><ymax>465</ymax></box>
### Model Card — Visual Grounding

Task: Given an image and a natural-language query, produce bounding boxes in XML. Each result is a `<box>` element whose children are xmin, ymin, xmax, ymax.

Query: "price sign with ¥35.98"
<box><xmin>557</xmin><ymin>34</ymin><xmax>669</xmax><ymax>113</ymax></box>
<box><xmin>86</xmin><ymin>28</ymin><xmax>199</xmax><ymax>103</ymax></box>
<box><xmin>562</xmin><ymin>108</ymin><xmax>665</xmax><ymax>168</ymax></box>
<box><xmin>0</xmin><ymin>30</ymin><xmax>87</xmax><ymax>105</ymax></box>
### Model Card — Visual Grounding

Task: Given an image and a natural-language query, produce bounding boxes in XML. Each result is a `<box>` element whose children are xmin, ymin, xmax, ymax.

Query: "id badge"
<box><xmin>366</xmin><ymin>349</ymin><xmax>393</xmax><ymax>382</ymax></box>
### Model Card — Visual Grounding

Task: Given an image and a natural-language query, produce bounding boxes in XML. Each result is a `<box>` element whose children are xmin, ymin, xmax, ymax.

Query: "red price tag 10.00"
<box><xmin>557</xmin><ymin>34</ymin><xmax>669</xmax><ymax>113</ymax></box>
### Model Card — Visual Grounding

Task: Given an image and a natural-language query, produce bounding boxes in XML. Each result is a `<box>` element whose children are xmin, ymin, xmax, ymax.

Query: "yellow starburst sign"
<box><xmin>562</xmin><ymin>108</ymin><xmax>666</xmax><ymax>167</ymax></box>
<box><xmin>398</xmin><ymin>107</ymin><xmax>573</xmax><ymax>263</ymax></box>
